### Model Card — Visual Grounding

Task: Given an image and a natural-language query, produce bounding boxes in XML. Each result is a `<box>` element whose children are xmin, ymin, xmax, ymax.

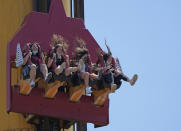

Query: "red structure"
<box><xmin>7</xmin><ymin>0</ymin><xmax>109</xmax><ymax>126</ymax></box>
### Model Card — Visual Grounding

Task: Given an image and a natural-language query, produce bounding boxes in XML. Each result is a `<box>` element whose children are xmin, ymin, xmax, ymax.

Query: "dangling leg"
<box><xmin>29</xmin><ymin>64</ymin><xmax>36</xmax><ymax>86</ymax></box>
<box><xmin>40</xmin><ymin>64</ymin><xmax>52</xmax><ymax>82</ymax></box>
<box><xmin>115</xmin><ymin>58</ymin><xmax>138</xmax><ymax>86</ymax></box>
<box><xmin>20</xmin><ymin>64</ymin><xmax>36</xmax><ymax>95</ymax></box>
<box><xmin>65</xmin><ymin>67</ymin><xmax>78</xmax><ymax>76</ymax></box>
<box><xmin>81</xmin><ymin>72</ymin><xmax>91</xmax><ymax>95</ymax></box>
<box><xmin>40</xmin><ymin>64</ymin><xmax>48</xmax><ymax>79</ymax></box>
<box><xmin>55</xmin><ymin>62</ymin><xmax>66</xmax><ymax>75</ymax></box>
<box><xmin>115</xmin><ymin>70</ymin><xmax>137</xmax><ymax>86</ymax></box>
<box><xmin>129</xmin><ymin>74</ymin><xmax>138</xmax><ymax>86</ymax></box>
<box><xmin>81</xmin><ymin>72</ymin><xmax>89</xmax><ymax>88</ymax></box>
<box><xmin>119</xmin><ymin>72</ymin><xmax>137</xmax><ymax>85</ymax></box>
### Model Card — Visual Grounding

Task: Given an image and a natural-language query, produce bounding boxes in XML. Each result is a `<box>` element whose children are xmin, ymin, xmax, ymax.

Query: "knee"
<box><xmin>30</xmin><ymin>64</ymin><xmax>36</xmax><ymax>71</ymax></box>
<box><xmin>68</xmin><ymin>67</ymin><xmax>77</xmax><ymax>73</ymax></box>
<box><xmin>40</xmin><ymin>64</ymin><xmax>48</xmax><ymax>72</ymax></box>
<box><xmin>55</xmin><ymin>68</ymin><xmax>60</xmax><ymax>75</ymax></box>
<box><xmin>85</xmin><ymin>72</ymin><xmax>89</xmax><ymax>78</ymax></box>
<box><xmin>40</xmin><ymin>64</ymin><xmax>46</xmax><ymax>69</ymax></box>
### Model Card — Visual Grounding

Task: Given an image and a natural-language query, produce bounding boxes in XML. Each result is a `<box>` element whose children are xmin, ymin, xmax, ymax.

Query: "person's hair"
<box><xmin>74</xmin><ymin>47</ymin><xmax>88</xmax><ymax>60</ymax></box>
<box><xmin>28</xmin><ymin>42</ymin><xmax>41</xmax><ymax>57</ymax></box>
<box><xmin>29</xmin><ymin>42</ymin><xmax>40</xmax><ymax>49</ymax></box>
<box><xmin>54</xmin><ymin>44</ymin><xmax>65</xmax><ymax>54</ymax></box>
<box><xmin>103</xmin><ymin>52</ymin><xmax>112</xmax><ymax>62</ymax></box>
<box><xmin>73</xmin><ymin>38</ymin><xmax>89</xmax><ymax>60</ymax></box>
<box><xmin>74</xmin><ymin>37</ymin><xmax>86</xmax><ymax>48</ymax></box>
<box><xmin>51</xmin><ymin>34</ymin><xmax>68</xmax><ymax>51</ymax></box>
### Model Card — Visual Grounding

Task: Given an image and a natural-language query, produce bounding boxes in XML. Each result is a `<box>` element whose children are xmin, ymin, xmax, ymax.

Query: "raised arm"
<box><xmin>47</xmin><ymin>53</ymin><xmax>56</xmax><ymax>68</ymax></box>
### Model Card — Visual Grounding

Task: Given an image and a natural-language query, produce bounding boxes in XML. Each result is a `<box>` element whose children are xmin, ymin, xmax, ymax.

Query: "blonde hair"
<box><xmin>73</xmin><ymin>38</ymin><xmax>89</xmax><ymax>60</ymax></box>
<box><xmin>51</xmin><ymin>34</ymin><xmax>68</xmax><ymax>51</ymax></box>
<box><xmin>74</xmin><ymin>37</ymin><xmax>86</xmax><ymax>49</ymax></box>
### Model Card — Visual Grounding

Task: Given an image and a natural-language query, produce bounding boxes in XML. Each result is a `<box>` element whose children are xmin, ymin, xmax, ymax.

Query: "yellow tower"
<box><xmin>0</xmin><ymin>0</ymin><xmax>73</xmax><ymax>130</ymax></box>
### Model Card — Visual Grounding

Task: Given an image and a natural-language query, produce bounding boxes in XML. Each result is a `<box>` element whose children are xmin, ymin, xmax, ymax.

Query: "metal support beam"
<box><xmin>34</xmin><ymin>0</ymin><xmax>51</xmax><ymax>12</ymax></box>
<box><xmin>74</xmin><ymin>0</ymin><xmax>84</xmax><ymax>20</ymax></box>
<box><xmin>77</xmin><ymin>121</ymin><xmax>87</xmax><ymax>131</ymax></box>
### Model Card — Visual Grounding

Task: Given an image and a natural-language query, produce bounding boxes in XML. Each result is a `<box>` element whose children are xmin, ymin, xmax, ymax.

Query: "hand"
<box><xmin>53</xmin><ymin>53</ymin><xmax>56</xmax><ymax>58</ymax></box>
<box><xmin>41</xmin><ymin>52</ymin><xmax>45</xmax><ymax>63</ymax></box>
<box><xmin>106</xmin><ymin>65</ymin><xmax>111</xmax><ymax>70</ymax></box>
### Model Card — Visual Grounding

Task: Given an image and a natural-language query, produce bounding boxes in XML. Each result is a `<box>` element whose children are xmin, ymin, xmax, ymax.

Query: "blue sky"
<box><xmin>84</xmin><ymin>0</ymin><xmax>181</xmax><ymax>131</ymax></box>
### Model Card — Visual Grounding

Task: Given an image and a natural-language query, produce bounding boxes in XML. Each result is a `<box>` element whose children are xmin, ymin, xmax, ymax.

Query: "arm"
<box><xmin>47</xmin><ymin>57</ymin><xmax>54</xmax><ymax>68</ymax></box>
<box><xmin>47</xmin><ymin>53</ymin><xmax>55</xmax><ymax>68</ymax></box>
<box><xmin>23</xmin><ymin>52</ymin><xmax>31</xmax><ymax>65</ymax></box>
<box><xmin>111</xmin><ymin>57</ymin><xmax>117</xmax><ymax>70</ymax></box>
<box><xmin>65</xmin><ymin>55</ymin><xmax>69</xmax><ymax>68</ymax></box>
<box><xmin>41</xmin><ymin>52</ymin><xmax>45</xmax><ymax>64</ymax></box>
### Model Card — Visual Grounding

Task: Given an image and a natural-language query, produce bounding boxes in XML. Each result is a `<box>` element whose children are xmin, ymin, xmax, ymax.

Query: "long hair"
<box><xmin>74</xmin><ymin>37</ymin><xmax>86</xmax><ymax>49</ymax></box>
<box><xmin>96</xmin><ymin>49</ymin><xmax>112</xmax><ymax>66</ymax></box>
<box><xmin>104</xmin><ymin>39</ymin><xmax>112</xmax><ymax>55</ymax></box>
<box><xmin>73</xmin><ymin>38</ymin><xmax>89</xmax><ymax>60</ymax></box>
<box><xmin>74</xmin><ymin>47</ymin><xmax>89</xmax><ymax>60</ymax></box>
<box><xmin>103</xmin><ymin>39</ymin><xmax>112</xmax><ymax>62</ymax></box>
<box><xmin>51</xmin><ymin>34</ymin><xmax>68</xmax><ymax>51</ymax></box>
<box><xmin>28</xmin><ymin>42</ymin><xmax>41</xmax><ymax>57</ymax></box>
<box><xmin>54</xmin><ymin>44</ymin><xmax>65</xmax><ymax>54</ymax></box>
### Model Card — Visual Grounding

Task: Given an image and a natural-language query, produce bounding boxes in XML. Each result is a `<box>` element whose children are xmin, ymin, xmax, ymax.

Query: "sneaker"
<box><xmin>78</xmin><ymin>59</ymin><xmax>84</xmax><ymax>71</ymax></box>
<box><xmin>111</xmin><ymin>84</ymin><xmax>117</xmax><ymax>93</ymax></box>
<box><xmin>86</xmin><ymin>86</ymin><xmax>92</xmax><ymax>96</ymax></box>
<box><xmin>45</xmin><ymin>72</ymin><xmax>52</xmax><ymax>83</ymax></box>
<box><xmin>30</xmin><ymin>80</ymin><xmax>35</xmax><ymax>87</ymax></box>
<box><xmin>130</xmin><ymin>74</ymin><xmax>138</xmax><ymax>86</ymax></box>
<box><xmin>25</xmin><ymin>114</ymin><xmax>35</xmax><ymax>122</ymax></box>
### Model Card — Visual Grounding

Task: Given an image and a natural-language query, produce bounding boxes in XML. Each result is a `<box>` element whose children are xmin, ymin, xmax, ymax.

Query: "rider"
<box><xmin>47</xmin><ymin>34</ymin><xmax>82</xmax><ymax>90</ymax></box>
<box><xmin>22</xmin><ymin>42</ymin><xmax>52</xmax><ymax>87</ymax></box>
<box><xmin>95</xmin><ymin>40</ymin><xmax>138</xmax><ymax>92</ymax></box>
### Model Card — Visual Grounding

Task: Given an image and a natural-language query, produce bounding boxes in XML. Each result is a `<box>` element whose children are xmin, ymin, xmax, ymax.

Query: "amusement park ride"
<box><xmin>5</xmin><ymin>0</ymin><xmax>138</xmax><ymax>130</ymax></box>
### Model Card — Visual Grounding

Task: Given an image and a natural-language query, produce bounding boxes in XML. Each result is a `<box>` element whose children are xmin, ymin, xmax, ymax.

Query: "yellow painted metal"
<box><xmin>62</xmin><ymin>0</ymin><xmax>72</xmax><ymax>17</ymax></box>
<box><xmin>0</xmin><ymin>0</ymin><xmax>34</xmax><ymax>130</ymax></box>
<box><xmin>61</xmin><ymin>126</ymin><xmax>73</xmax><ymax>131</ymax></box>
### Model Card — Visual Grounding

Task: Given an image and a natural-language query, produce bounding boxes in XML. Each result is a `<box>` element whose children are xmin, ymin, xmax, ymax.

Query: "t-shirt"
<box><xmin>51</xmin><ymin>54</ymin><xmax>69</xmax><ymax>70</ymax></box>
<box><xmin>24</xmin><ymin>53</ymin><xmax>43</xmax><ymax>66</ymax></box>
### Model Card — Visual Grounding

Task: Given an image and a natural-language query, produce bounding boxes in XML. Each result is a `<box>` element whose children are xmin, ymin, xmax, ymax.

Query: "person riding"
<box><xmin>96</xmin><ymin>40</ymin><xmax>138</xmax><ymax>92</ymax></box>
<box><xmin>47</xmin><ymin>34</ymin><xmax>82</xmax><ymax>91</ymax></box>
<box><xmin>72</xmin><ymin>39</ymin><xmax>93</xmax><ymax>95</ymax></box>
<box><xmin>22</xmin><ymin>42</ymin><xmax>52</xmax><ymax>87</ymax></box>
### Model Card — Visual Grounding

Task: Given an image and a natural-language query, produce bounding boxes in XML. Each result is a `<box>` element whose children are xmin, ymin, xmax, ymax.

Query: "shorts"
<box><xmin>53</xmin><ymin>70</ymin><xmax>67</xmax><ymax>82</ymax></box>
<box><xmin>22</xmin><ymin>64</ymin><xmax>42</xmax><ymax>80</ymax></box>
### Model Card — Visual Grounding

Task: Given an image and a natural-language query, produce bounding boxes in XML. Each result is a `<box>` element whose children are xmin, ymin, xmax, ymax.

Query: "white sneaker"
<box><xmin>86</xmin><ymin>87</ymin><xmax>92</xmax><ymax>96</ymax></box>
<box><xmin>45</xmin><ymin>72</ymin><xmax>52</xmax><ymax>83</ymax></box>
<box><xmin>30</xmin><ymin>81</ymin><xmax>35</xmax><ymax>87</ymax></box>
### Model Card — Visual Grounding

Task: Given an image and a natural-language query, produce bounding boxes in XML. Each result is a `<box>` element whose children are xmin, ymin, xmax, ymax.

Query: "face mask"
<box><xmin>32</xmin><ymin>50</ymin><xmax>38</xmax><ymax>55</ymax></box>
